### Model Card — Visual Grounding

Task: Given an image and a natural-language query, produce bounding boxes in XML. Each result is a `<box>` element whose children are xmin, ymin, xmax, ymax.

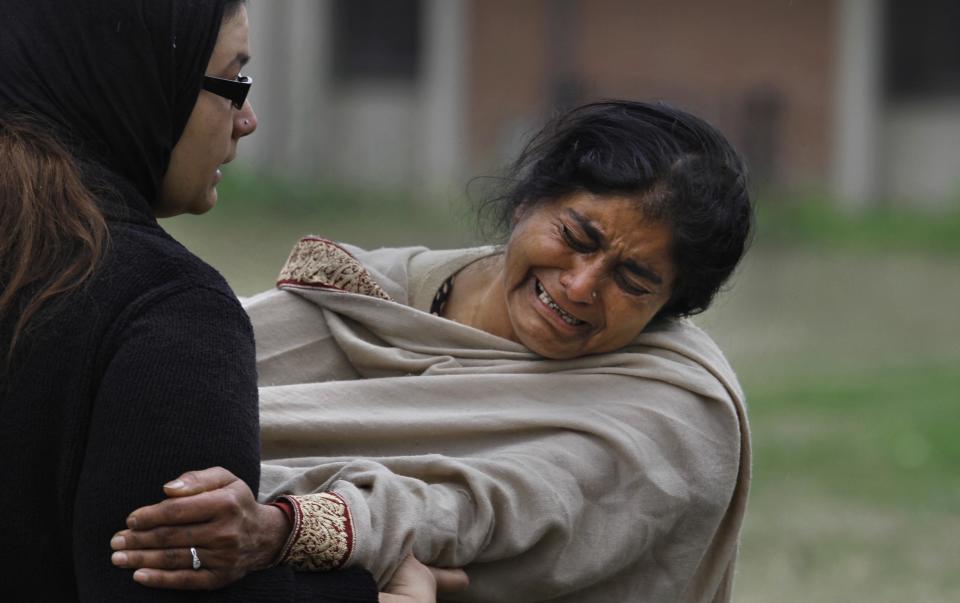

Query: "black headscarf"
<box><xmin>0</xmin><ymin>0</ymin><xmax>229</xmax><ymax>206</ymax></box>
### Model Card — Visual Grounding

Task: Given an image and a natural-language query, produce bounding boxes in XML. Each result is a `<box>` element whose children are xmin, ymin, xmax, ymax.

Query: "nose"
<box><xmin>233</xmin><ymin>100</ymin><xmax>258</xmax><ymax>138</ymax></box>
<box><xmin>559</xmin><ymin>257</ymin><xmax>604</xmax><ymax>304</ymax></box>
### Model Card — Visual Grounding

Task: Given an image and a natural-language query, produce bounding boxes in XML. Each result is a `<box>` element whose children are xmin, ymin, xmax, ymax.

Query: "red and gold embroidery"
<box><xmin>278</xmin><ymin>492</ymin><xmax>354</xmax><ymax>571</ymax></box>
<box><xmin>277</xmin><ymin>237</ymin><xmax>391</xmax><ymax>301</ymax></box>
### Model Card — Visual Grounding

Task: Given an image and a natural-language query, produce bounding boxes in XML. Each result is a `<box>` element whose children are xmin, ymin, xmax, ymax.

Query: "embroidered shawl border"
<box><xmin>277</xmin><ymin>236</ymin><xmax>392</xmax><ymax>301</ymax></box>
<box><xmin>278</xmin><ymin>492</ymin><xmax>355</xmax><ymax>571</ymax></box>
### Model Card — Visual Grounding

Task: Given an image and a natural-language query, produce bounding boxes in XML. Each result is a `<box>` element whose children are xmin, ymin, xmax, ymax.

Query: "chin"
<box><xmin>538</xmin><ymin>349</ymin><xmax>579</xmax><ymax>360</ymax></box>
<box><xmin>520</xmin><ymin>335</ymin><xmax>579</xmax><ymax>360</ymax></box>
<box><xmin>189</xmin><ymin>191</ymin><xmax>218</xmax><ymax>215</ymax></box>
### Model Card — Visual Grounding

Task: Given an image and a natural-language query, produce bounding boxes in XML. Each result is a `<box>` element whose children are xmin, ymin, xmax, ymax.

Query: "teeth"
<box><xmin>535</xmin><ymin>280</ymin><xmax>584</xmax><ymax>326</ymax></box>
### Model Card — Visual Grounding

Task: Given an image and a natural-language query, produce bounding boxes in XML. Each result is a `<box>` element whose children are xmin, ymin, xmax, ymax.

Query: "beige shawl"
<box><xmin>250</xmin><ymin>240</ymin><xmax>750</xmax><ymax>603</ymax></box>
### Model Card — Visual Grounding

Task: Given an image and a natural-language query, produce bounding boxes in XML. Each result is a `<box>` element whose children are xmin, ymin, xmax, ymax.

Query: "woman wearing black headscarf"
<box><xmin>0</xmin><ymin>1</ymin><xmax>384</xmax><ymax>599</ymax></box>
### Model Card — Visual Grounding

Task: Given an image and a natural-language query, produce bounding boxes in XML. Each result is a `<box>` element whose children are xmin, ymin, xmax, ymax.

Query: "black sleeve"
<box><xmin>71</xmin><ymin>284</ymin><xmax>377</xmax><ymax>602</ymax></box>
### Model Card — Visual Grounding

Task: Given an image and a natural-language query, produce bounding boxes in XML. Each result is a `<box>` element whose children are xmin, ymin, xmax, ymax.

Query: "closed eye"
<box><xmin>616</xmin><ymin>272</ymin><xmax>652</xmax><ymax>296</ymax></box>
<box><xmin>561</xmin><ymin>224</ymin><xmax>596</xmax><ymax>253</ymax></box>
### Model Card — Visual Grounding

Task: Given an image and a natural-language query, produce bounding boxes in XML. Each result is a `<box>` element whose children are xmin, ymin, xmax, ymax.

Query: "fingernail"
<box><xmin>164</xmin><ymin>479</ymin><xmax>185</xmax><ymax>490</ymax></box>
<box><xmin>133</xmin><ymin>569</ymin><xmax>151</xmax><ymax>583</ymax></box>
<box><xmin>112</xmin><ymin>552</ymin><xmax>128</xmax><ymax>566</ymax></box>
<box><xmin>111</xmin><ymin>535</ymin><xmax>125</xmax><ymax>549</ymax></box>
<box><xmin>126</xmin><ymin>515</ymin><xmax>138</xmax><ymax>529</ymax></box>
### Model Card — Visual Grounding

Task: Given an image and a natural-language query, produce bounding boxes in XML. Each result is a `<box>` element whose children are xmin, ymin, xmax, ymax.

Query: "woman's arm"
<box><xmin>114</xmin><ymin>469</ymin><xmax>467</xmax><ymax>601</ymax></box>
<box><xmin>112</xmin><ymin>372</ymin><xmax>742</xmax><ymax>600</ymax></box>
<box><xmin>72</xmin><ymin>284</ymin><xmax>377</xmax><ymax>601</ymax></box>
<box><xmin>111</xmin><ymin>468</ymin><xmax>290</xmax><ymax>588</ymax></box>
<box><xmin>257</xmin><ymin>372</ymin><xmax>743</xmax><ymax>599</ymax></box>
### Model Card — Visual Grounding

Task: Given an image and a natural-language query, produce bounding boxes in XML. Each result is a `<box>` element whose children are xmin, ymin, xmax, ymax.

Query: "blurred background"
<box><xmin>166</xmin><ymin>1</ymin><xmax>960</xmax><ymax>601</ymax></box>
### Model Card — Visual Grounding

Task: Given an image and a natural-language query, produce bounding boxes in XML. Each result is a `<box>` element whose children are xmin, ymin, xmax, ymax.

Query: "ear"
<box><xmin>512</xmin><ymin>205</ymin><xmax>525</xmax><ymax>224</ymax></box>
<box><xmin>512</xmin><ymin>200</ymin><xmax>535</xmax><ymax>225</ymax></box>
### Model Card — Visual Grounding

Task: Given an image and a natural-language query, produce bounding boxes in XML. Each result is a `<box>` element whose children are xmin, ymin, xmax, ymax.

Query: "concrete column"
<box><xmin>243</xmin><ymin>0</ymin><xmax>332</xmax><ymax>176</ymax></box>
<box><xmin>832</xmin><ymin>0</ymin><xmax>884</xmax><ymax>209</ymax></box>
<box><xmin>243</xmin><ymin>0</ymin><xmax>288</xmax><ymax>167</ymax></box>
<box><xmin>286</xmin><ymin>0</ymin><xmax>333</xmax><ymax>175</ymax></box>
<box><xmin>546</xmin><ymin>0</ymin><xmax>580</xmax><ymax>110</ymax></box>
<box><xmin>418</xmin><ymin>0</ymin><xmax>468</xmax><ymax>199</ymax></box>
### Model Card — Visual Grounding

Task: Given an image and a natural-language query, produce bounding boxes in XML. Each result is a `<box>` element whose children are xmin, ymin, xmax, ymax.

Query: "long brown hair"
<box><xmin>0</xmin><ymin>115</ymin><xmax>108</xmax><ymax>363</ymax></box>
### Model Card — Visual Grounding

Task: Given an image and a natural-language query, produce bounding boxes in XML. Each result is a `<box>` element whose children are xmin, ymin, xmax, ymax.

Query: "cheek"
<box><xmin>161</xmin><ymin>152</ymin><xmax>188</xmax><ymax>197</ymax></box>
<box><xmin>602</xmin><ymin>300</ymin><xmax>659</xmax><ymax>341</ymax></box>
<box><xmin>506</xmin><ymin>227</ymin><xmax>566</xmax><ymax>274</ymax></box>
<box><xmin>502</xmin><ymin>234</ymin><xmax>535</xmax><ymax>287</ymax></box>
<box><xmin>184</xmin><ymin>99</ymin><xmax>231</xmax><ymax>153</ymax></box>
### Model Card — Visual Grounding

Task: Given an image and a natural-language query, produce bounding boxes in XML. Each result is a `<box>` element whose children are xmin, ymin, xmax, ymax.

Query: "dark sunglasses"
<box><xmin>201</xmin><ymin>74</ymin><xmax>252</xmax><ymax>109</ymax></box>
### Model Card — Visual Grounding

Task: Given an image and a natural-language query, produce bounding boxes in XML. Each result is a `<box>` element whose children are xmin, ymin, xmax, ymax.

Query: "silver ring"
<box><xmin>190</xmin><ymin>547</ymin><xmax>202</xmax><ymax>571</ymax></box>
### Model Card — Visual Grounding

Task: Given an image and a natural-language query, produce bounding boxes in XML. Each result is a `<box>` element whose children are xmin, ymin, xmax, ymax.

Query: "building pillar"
<box><xmin>832</xmin><ymin>0</ymin><xmax>884</xmax><ymax>209</ymax></box>
<box><xmin>418</xmin><ymin>0</ymin><xmax>468</xmax><ymax>199</ymax></box>
<box><xmin>244</xmin><ymin>0</ymin><xmax>331</xmax><ymax>175</ymax></box>
<box><xmin>243</xmin><ymin>0</ymin><xmax>288</xmax><ymax>168</ymax></box>
<box><xmin>286</xmin><ymin>0</ymin><xmax>333</xmax><ymax>175</ymax></box>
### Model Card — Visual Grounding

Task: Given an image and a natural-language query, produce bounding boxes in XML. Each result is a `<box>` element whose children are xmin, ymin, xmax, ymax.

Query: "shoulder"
<box><xmin>89</xmin><ymin>222</ymin><xmax>252</xmax><ymax>358</ymax></box>
<box><xmin>404</xmin><ymin>246</ymin><xmax>501</xmax><ymax>311</ymax></box>
<box><xmin>600</xmin><ymin>319</ymin><xmax>748</xmax><ymax>480</ymax></box>
<box><xmin>350</xmin><ymin>244</ymin><xmax>501</xmax><ymax>309</ymax></box>
<box><xmin>628</xmin><ymin>318</ymin><xmax>744</xmax><ymax>405</ymax></box>
<box><xmin>99</xmin><ymin>221</ymin><xmax>242</xmax><ymax>313</ymax></box>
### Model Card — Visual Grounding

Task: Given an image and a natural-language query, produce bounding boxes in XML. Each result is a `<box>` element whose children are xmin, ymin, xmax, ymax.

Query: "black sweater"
<box><xmin>0</xmin><ymin>190</ymin><xmax>377</xmax><ymax>601</ymax></box>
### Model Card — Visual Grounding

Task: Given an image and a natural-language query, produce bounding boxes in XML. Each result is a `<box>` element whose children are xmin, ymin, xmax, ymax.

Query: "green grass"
<box><xmin>211</xmin><ymin>167</ymin><xmax>484</xmax><ymax>240</ymax></box>
<box><xmin>163</xmin><ymin>167</ymin><xmax>479</xmax><ymax>295</ymax></box>
<box><xmin>194</xmin><ymin>166</ymin><xmax>960</xmax><ymax>257</ymax></box>
<box><xmin>737</xmin><ymin>362</ymin><xmax>960</xmax><ymax>602</ymax></box>
<box><xmin>746</xmin><ymin>362</ymin><xmax>960</xmax><ymax>513</ymax></box>
<box><xmin>757</xmin><ymin>193</ymin><xmax>960</xmax><ymax>255</ymax></box>
<box><xmin>213</xmin><ymin>170</ymin><xmax>960</xmax><ymax>255</ymax></box>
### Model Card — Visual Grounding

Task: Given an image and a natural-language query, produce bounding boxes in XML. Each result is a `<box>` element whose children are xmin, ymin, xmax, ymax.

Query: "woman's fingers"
<box><xmin>379</xmin><ymin>556</ymin><xmax>469</xmax><ymax>602</ymax></box>
<box><xmin>125</xmin><ymin>494</ymin><xmax>209</xmax><ymax>530</ymax></box>
<box><xmin>115</xmin><ymin>549</ymin><xmax>242</xmax><ymax>591</ymax></box>
<box><xmin>429</xmin><ymin>567</ymin><xmax>469</xmax><ymax>593</ymax></box>
<box><xmin>126</xmin><ymin>485</ymin><xmax>242</xmax><ymax>530</ymax></box>
<box><xmin>112</xmin><ymin>523</ymin><xmax>200</xmax><ymax>551</ymax></box>
<box><xmin>131</xmin><ymin>568</ymin><xmax>231</xmax><ymax>591</ymax></box>
<box><xmin>112</xmin><ymin>479</ymin><xmax>281</xmax><ymax>589</ymax></box>
<box><xmin>112</xmin><ymin>546</ymin><xmax>198</xmax><ymax>570</ymax></box>
<box><xmin>380</xmin><ymin>555</ymin><xmax>447</xmax><ymax>602</ymax></box>
<box><xmin>161</xmin><ymin>466</ymin><xmax>239</xmax><ymax>498</ymax></box>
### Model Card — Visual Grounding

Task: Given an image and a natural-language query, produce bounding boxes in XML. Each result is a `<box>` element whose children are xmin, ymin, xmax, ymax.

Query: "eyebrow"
<box><xmin>565</xmin><ymin>209</ymin><xmax>664</xmax><ymax>286</ymax></box>
<box><xmin>567</xmin><ymin>209</ymin><xmax>603</xmax><ymax>246</ymax></box>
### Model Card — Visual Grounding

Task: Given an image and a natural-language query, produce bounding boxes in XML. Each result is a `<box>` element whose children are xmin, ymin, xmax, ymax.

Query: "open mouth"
<box><xmin>535</xmin><ymin>279</ymin><xmax>586</xmax><ymax>327</ymax></box>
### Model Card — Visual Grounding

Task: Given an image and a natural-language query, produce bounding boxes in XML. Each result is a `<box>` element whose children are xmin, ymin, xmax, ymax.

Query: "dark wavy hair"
<box><xmin>483</xmin><ymin>100</ymin><xmax>753</xmax><ymax>319</ymax></box>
